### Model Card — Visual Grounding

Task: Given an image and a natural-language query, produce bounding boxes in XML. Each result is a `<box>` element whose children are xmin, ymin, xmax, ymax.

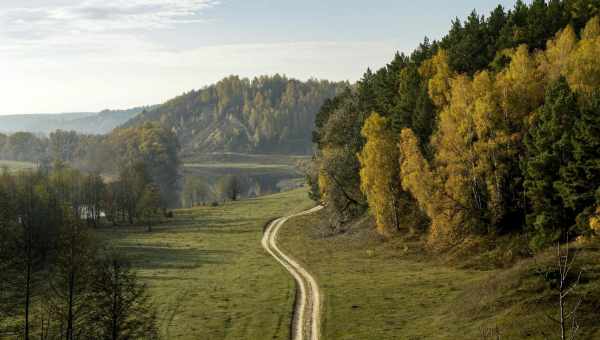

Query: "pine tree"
<box><xmin>523</xmin><ymin>77</ymin><xmax>578</xmax><ymax>248</ymax></box>
<box><xmin>555</xmin><ymin>89</ymin><xmax>600</xmax><ymax>232</ymax></box>
<box><xmin>88</xmin><ymin>253</ymin><xmax>159</xmax><ymax>340</ymax></box>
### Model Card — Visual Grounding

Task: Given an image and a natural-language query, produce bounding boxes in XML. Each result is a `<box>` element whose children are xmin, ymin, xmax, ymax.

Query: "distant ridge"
<box><xmin>0</xmin><ymin>106</ymin><xmax>153</xmax><ymax>135</ymax></box>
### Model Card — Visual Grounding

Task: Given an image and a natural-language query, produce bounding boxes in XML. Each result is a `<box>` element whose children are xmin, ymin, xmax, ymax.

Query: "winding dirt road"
<box><xmin>262</xmin><ymin>206</ymin><xmax>323</xmax><ymax>340</ymax></box>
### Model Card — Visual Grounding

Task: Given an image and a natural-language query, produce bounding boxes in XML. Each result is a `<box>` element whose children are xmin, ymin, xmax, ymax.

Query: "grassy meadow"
<box><xmin>278</xmin><ymin>210</ymin><xmax>600</xmax><ymax>340</ymax></box>
<box><xmin>97</xmin><ymin>188</ymin><xmax>315</xmax><ymax>340</ymax></box>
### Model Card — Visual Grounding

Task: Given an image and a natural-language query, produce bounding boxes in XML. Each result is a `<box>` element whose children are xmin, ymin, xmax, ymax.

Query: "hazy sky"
<box><xmin>0</xmin><ymin>0</ymin><xmax>520</xmax><ymax>115</ymax></box>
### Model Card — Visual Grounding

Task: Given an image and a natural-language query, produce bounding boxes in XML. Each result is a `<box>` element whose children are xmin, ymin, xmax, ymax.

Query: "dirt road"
<box><xmin>262</xmin><ymin>206</ymin><xmax>323</xmax><ymax>340</ymax></box>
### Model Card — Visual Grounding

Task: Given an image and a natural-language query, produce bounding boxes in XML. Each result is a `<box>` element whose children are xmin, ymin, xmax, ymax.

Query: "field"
<box><xmin>182</xmin><ymin>152</ymin><xmax>311</xmax><ymax>166</ymax></box>
<box><xmin>98</xmin><ymin>188</ymin><xmax>315</xmax><ymax>340</ymax></box>
<box><xmin>278</xmin><ymin>210</ymin><xmax>600</xmax><ymax>340</ymax></box>
<box><xmin>0</xmin><ymin>160</ymin><xmax>35</xmax><ymax>172</ymax></box>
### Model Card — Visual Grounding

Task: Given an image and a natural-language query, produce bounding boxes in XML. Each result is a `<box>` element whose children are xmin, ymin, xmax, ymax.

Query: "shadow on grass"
<box><xmin>116</xmin><ymin>246</ymin><xmax>236</xmax><ymax>270</ymax></box>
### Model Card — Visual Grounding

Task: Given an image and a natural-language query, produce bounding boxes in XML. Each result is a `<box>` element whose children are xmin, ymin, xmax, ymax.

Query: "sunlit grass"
<box><xmin>278</xmin><ymin>210</ymin><xmax>600</xmax><ymax>340</ymax></box>
<box><xmin>98</xmin><ymin>188</ymin><xmax>315</xmax><ymax>340</ymax></box>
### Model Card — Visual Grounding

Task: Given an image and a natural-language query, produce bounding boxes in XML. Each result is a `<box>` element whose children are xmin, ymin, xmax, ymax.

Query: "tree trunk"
<box><xmin>67</xmin><ymin>268</ymin><xmax>75</xmax><ymax>340</ymax></box>
<box><xmin>112</xmin><ymin>260</ymin><xmax>119</xmax><ymax>340</ymax></box>
<box><xmin>24</xmin><ymin>243</ymin><xmax>31</xmax><ymax>340</ymax></box>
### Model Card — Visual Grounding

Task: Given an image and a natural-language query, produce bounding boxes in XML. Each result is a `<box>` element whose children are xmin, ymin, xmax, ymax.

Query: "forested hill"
<box><xmin>0</xmin><ymin>107</ymin><xmax>149</xmax><ymax>135</ymax></box>
<box><xmin>122</xmin><ymin>75</ymin><xmax>348</xmax><ymax>156</ymax></box>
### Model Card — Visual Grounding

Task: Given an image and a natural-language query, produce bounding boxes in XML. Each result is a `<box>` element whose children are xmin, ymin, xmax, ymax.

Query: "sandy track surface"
<box><xmin>262</xmin><ymin>206</ymin><xmax>323</xmax><ymax>340</ymax></box>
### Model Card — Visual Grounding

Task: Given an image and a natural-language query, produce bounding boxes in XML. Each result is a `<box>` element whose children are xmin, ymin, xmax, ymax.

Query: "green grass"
<box><xmin>97</xmin><ymin>188</ymin><xmax>315</xmax><ymax>340</ymax></box>
<box><xmin>183</xmin><ymin>162</ymin><xmax>301</xmax><ymax>178</ymax></box>
<box><xmin>278</xmin><ymin>210</ymin><xmax>600</xmax><ymax>340</ymax></box>
<box><xmin>0</xmin><ymin>160</ymin><xmax>35</xmax><ymax>172</ymax></box>
<box><xmin>183</xmin><ymin>152</ymin><xmax>311</xmax><ymax>166</ymax></box>
<box><xmin>184</xmin><ymin>163</ymin><xmax>293</xmax><ymax>170</ymax></box>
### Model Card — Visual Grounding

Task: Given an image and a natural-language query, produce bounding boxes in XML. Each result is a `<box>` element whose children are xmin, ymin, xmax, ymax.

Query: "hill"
<box><xmin>122</xmin><ymin>75</ymin><xmax>348</xmax><ymax>156</ymax></box>
<box><xmin>0</xmin><ymin>107</ymin><xmax>149</xmax><ymax>135</ymax></box>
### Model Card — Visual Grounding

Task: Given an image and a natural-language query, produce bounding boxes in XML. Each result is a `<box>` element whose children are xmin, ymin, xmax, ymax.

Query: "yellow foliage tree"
<box><xmin>495</xmin><ymin>45</ymin><xmax>545</xmax><ymax>127</ymax></box>
<box><xmin>541</xmin><ymin>25</ymin><xmax>577</xmax><ymax>82</ymax></box>
<box><xmin>358</xmin><ymin>113</ymin><xmax>402</xmax><ymax>236</ymax></box>
<box><xmin>591</xmin><ymin>206</ymin><xmax>600</xmax><ymax>235</ymax></box>
<box><xmin>398</xmin><ymin>128</ymin><xmax>465</xmax><ymax>248</ymax></box>
<box><xmin>582</xmin><ymin>16</ymin><xmax>600</xmax><ymax>40</ymax></box>
<box><xmin>398</xmin><ymin>128</ymin><xmax>435</xmax><ymax>213</ymax></box>
<box><xmin>404</xmin><ymin>42</ymin><xmax>547</xmax><ymax>247</ymax></box>
<box><xmin>566</xmin><ymin>18</ymin><xmax>600</xmax><ymax>95</ymax></box>
<box><xmin>471</xmin><ymin>71</ymin><xmax>510</xmax><ymax>224</ymax></box>
<box><xmin>420</xmin><ymin>50</ymin><xmax>453</xmax><ymax>108</ymax></box>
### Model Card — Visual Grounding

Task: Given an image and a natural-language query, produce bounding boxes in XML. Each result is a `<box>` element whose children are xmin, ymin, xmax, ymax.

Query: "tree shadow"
<box><xmin>116</xmin><ymin>246</ymin><xmax>236</xmax><ymax>270</ymax></box>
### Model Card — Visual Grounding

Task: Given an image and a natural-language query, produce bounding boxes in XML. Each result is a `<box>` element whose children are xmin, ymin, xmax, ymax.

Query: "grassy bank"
<box><xmin>278</xmin><ymin>209</ymin><xmax>600</xmax><ymax>340</ymax></box>
<box><xmin>98</xmin><ymin>188</ymin><xmax>314</xmax><ymax>340</ymax></box>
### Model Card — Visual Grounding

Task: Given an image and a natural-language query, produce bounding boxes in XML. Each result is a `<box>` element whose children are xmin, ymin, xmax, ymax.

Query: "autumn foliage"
<box><xmin>314</xmin><ymin>8</ymin><xmax>600</xmax><ymax>251</ymax></box>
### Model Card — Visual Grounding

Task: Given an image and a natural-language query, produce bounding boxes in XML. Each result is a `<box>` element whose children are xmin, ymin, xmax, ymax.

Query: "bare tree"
<box><xmin>547</xmin><ymin>242</ymin><xmax>583</xmax><ymax>340</ymax></box>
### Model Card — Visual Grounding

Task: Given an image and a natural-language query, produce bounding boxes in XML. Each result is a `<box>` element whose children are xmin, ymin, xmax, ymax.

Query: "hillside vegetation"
<box><xmin>278</xmin><ymin>209</ymin><xmax>600</xmax><ymax>339</ymax></box>
<box><xmin>123</xmin><ymin>75</ymin><xmax>348</xmax><ymax>155</ymax></box>
<box><xmin>312</xmin><ymin>0</ymin><xmax>600</xmax><ymax>248</ymax></box>
<box><xmin>308</xmin><ymin>1</ymin><xmax>600</xmax><ymax>338</ymax></box>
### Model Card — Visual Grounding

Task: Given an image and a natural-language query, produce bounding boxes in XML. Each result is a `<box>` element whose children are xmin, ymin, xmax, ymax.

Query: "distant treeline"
<box><xmin>0</xmin><ymin>123</ymin><xmax>180</xmax><ymax>208</ymax></box>
<box><xmin>311</xmin><ymin>0</ymin><xmax>600</xmax><ymax>250</ymax></box>
<box><xmin>123</xmin><ymin>75</ymin><xmax>348</xmax><ymax>155</ymax></box>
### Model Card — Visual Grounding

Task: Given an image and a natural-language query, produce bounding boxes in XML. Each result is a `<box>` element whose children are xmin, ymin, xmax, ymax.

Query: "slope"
<box><xmin>122</xmin><ymin>75</ymin><xmax>348</xmax><ymax>156</ymax></box>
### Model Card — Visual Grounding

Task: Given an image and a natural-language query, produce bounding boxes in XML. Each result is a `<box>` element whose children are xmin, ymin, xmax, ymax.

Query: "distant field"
<box><xmin>182</xmin><ymin>153</ymin><xmax>308</xmax><ymax>198</ymax></box>
<box><xmin>0</xmin><ymin>160</ymin><xmax>35</xmax><ymax>171</ymax></box>
<box><xmin>98</xmin><ymin>188</ymin><xmax>315</xmax><ymax>340</ymax></box>
<box><xmin>278</xmin><ymin>210</ymin><xmax>600</xmax><ymax>340</ymax></box>
<box><xmin>183</xmin><ymin>152</ymin><xmax>311</xmax><ymax>166</ymax></box>
<box><xmin>184</xmin><ymin>163</ymin><xmax>293</xmax><ymax>170</ymax></box>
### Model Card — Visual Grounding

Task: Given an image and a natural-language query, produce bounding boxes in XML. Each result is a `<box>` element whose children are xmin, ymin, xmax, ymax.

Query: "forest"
<box><xmin>0</xmin><ymin>124</ymin><xmax>180</xmax><ymax>207</ymax></box>
<box><xmin>0</xmin><ymin>160</ymin><xmax>173</xmax><ymax>338</ymax></box>
<box><xmin>311</xmin><ymin>0</ymin><xmax>600</xmax><ymax>250</ymax></box>
<box><xmin>123</xmin><ymin>75</ymin><xmax>348</xmax><ymax>155</ymax></box>
<box><xmin>0</xmin><ymin>116</ymin><xmax>184</xmax><ymax>337</ymax></box>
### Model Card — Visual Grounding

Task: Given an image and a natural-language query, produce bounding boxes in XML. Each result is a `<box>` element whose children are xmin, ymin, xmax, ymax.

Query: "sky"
<box><xmin>0</xmin><ymin>0</ymin><xmax>520</xmax><ymax>115</ymax></box>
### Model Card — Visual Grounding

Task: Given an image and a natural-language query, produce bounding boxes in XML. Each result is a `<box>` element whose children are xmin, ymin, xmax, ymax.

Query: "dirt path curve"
<box><xmin>262</xmin><ymin>206</ymin><xmax>324</xmax><ymax>340</ymax></box>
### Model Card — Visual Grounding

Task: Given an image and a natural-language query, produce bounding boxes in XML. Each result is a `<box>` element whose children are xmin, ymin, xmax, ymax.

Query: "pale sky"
<box><xmin>0</xmin><ymin>0</ymin><xmax>519</xmax><ymax>115</ymax></box>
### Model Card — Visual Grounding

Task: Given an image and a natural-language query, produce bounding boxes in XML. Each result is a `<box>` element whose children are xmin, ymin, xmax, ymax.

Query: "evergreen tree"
<box><xmin>88</xmin><ymin>253</ymin><xmax>159</xmax><ymax>340</ymax></box>
<box><xmin>523</xmin><ymin>78</ymin><xmax>578</xmax><ymax>248</ymax></box>
<box><xmin>555</xmin><ymin>89</ymin><xmax>600</xmax><ymax>231</ymax></box>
